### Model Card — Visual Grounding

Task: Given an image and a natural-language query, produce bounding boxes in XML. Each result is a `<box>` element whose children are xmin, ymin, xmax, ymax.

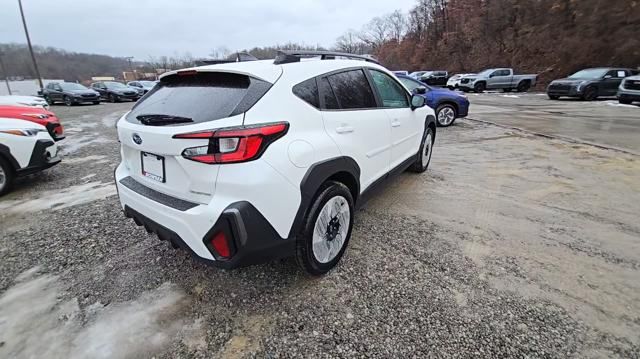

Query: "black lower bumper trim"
<box><xmin>123</xmin><ymin>201</ymin><xmax>295</xmax><ymax>269</ymax></box>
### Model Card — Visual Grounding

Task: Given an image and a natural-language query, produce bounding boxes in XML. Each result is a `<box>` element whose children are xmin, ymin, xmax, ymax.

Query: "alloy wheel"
<box><xmin>312</xmin><ymin>195</ymin><xmax>350</xmax><ymax>263</ymax></box>
<box><xmin>437</xmin><ymin>107</ymin><xmax>456</xmax><ymax>126</ymax></box>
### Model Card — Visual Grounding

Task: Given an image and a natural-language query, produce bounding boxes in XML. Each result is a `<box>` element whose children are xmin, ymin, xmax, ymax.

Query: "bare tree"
<box><xmin>386</xmin><ymin>10</ymin><xmax>407</xmax><ymax>42</ymax></box>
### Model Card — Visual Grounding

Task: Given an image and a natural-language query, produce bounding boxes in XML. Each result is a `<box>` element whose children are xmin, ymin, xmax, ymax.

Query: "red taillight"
<box><xmin>210</xmin><ymin>231</ymin><xmax>231</xmax><ymax>258</ymax></box>
<box><xmin>173</xmin><ymin>122</ymin><xmax>289</xmax><ymax>164</ymax></box>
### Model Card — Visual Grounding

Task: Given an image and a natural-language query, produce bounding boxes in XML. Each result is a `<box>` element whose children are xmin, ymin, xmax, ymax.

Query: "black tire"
<box><xmin>409</xmin><ymin>126</ymin><xmax>435</xmax><ymax>173</ymax></box>
<box><xmin>109</xmin><ymin>93</ymin><xmax>118</xmax><ymax>103</ymax></box>
<box><xmin>461</xmin><ymin>88</ymin><xmax>469</xmax><ymax>93</ymax></box>
<box><xmin>618</xmin><ymin>98</ymin><xmax>632</xmax><ymax>105</ymax></box>
<box><xmin>516</xmin><ymin>81</ymin><xmax>531</xmax><ymax>92</ymax></box>
<box><xmin>44</xmin><ymin>95</ymin><xmax>53</xmax><ymax>105</ymax></box>
<box><xmin>295</xmin><ymin>181</ymin><xmax>354</xmax><ymax>276</ymax></box>
<box><xmin>93</xmin><ymin>101</ymin><xmax>100</xmax><ymax>105</ymax></box>
<box><xmin>548</xmin><ymin>94</ymin><xmax>560</xmax><ymax>100</ymax></box>
<box><xmin>435</xmin><ymin>103</ymin><xmax>457</xmax><ymax>127</ymax></box>
<box><xmin>0</xmin><ymin>156</ymin><xmax>15</xmax><ymax>197</ymax></box>
<box><xmin>474</xmin><ymin>82</ymin><xmax>486</xmax><ymax>93</ymax></box>
<box><xmin>63</xmin><ymin>95</ymin><xmax>73</xmax><ymax>106</ymax></box>
<box><xmin>582</xmin><ymin>86</ymin><xmax>598</xmax><ymax>101</ymax></box>
<box><xmin>502</xmin><ymin>88</ymin><xmax>512</xmax><ymax>93</ymax></box>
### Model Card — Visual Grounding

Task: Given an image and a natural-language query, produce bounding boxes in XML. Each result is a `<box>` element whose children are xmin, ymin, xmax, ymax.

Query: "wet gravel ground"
<box><xmin>1</xmin><ymin>102</ymin><xmax>639</xmax><ymax>358</ymax></box>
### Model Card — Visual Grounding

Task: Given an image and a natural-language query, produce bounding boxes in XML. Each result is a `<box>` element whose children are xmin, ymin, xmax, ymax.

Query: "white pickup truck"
<box><xmin>458</xmin><ymin>68</ymin><xmax>538</xmax><ymax>93</ymax></box>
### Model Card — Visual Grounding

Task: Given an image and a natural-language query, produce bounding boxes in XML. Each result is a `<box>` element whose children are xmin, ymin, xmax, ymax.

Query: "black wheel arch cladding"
<box><xmin>287</xmin><ymin>156</ymin><xmax>360</xmax><ymax>239</ymax></box>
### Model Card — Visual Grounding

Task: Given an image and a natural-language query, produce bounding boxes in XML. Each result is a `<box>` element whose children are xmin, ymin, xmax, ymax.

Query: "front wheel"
<box><xmin>582</xmin><ymin>86</ymin><xmax>598</xmax><ymax>101</ymax></box>
<box><xmin>0</xmin><ymin>157</ymin><xmax>15</xmax><ymax>196</ymax></box>
<box><xmin>548</xmin><ymin>94</ymin><xmax>560</xmax><ymax>100</ymax></box>
<box><xmin>409</xmin><ymin>126</ymin><xmax>434</xmax><ymax>173</ymax></box>
<box><xmin>296</xmin><ymin>181</ymin><xmax>354</xmax><ymax>276</ymax></box>
<box><xmin>63</xmin><ymin>96</ymin><xmax>73</xmax><ymax>106</ymax></box>
<box><xmin>44</xmin><ymin>95</ymin><xmax>53</xmax><ymax>105</ymax></box>
<box><xmin>474</xmin><ymin>82</ymin><xmax>486</xmax><ymax>93</ymax></box>
<box><xmin>618</xmin><ymin>98</ymin><xmax>632</xmax><ymax>105</ymax></box>
<box><xmin>436</xmin><ymin>104</ymin><xmax>457</xmax><ymax>127</ymax></box>
<box><xmin>109</xmin><ymin>94</ymin><xmax>118</xmax><ymax>103</ymax></box>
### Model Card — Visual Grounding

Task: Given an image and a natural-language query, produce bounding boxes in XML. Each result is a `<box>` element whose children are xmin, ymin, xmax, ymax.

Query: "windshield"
<box><xmin>398</xmin><ymin>77</ymin><xmax>428</xmax><ymax>92</ymax></box>
<box><xmin>127</xmin><ymin>72</ymin><xmax>271</xmax><ymax>125</ymax></box>
<box><xmin>104</xmin><ymin>81</ymin><xmax>127</xmax><ymax>89</ymax></box>
<box><xmin>60</xmin><ymin>83</ymin><xmax>89</xmax><ymax>91</ymax></box>
<box><xmin>568</xmin><ymin>69</ymin><xmax>608</xmax><ymax>79</ymax></box>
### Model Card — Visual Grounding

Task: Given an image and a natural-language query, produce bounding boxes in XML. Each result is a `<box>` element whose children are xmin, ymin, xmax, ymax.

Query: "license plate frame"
<box><xmin>141</xmin><ymin>152</ymin><xmax>165</xmax><ymax>183</ymax></box>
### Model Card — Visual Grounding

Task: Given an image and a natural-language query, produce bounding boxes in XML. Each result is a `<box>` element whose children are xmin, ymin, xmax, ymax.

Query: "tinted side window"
<box><xmin>326</xmin><ymin>69</ymin><xmax>376</xmax><ymax>109</ymax></box>
<box><xmin>369</xmin><ymin>70</ymin><xmax>409</xmax><ymax>108</ymax></box>
<box><xmin>292</xmin><ymin>78</ymin><xmax>320</xmax><ymax>108</ymax></box>
<box><xmin>319</xmin><ymin>77</ymin><xmax>339</xmax><ymax>110</ymax></box>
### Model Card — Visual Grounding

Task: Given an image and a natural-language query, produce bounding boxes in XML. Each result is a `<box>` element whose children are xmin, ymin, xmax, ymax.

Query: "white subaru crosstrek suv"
<box><xmin>0</xmin><ymin>117</ymin><xmax>61</xmax><ymax>195</ymax></box>
<box><xmin>115</xmin><ymin>51</ymin><xmax>436</xmax><ymax>275</ymax></box>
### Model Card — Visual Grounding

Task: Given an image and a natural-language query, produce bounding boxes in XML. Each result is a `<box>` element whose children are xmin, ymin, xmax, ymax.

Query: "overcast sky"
<box><xmin>1</xmin><ymin>0</ymin><xmax>416</xmax><ymax>60</ymax></box>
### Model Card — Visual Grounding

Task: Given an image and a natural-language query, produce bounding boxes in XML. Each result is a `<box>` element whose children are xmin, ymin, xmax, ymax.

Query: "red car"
<box><xmin>0</xmin><ymin>105</ymin><xmax>64</xmax><ymax>141</ymax></box>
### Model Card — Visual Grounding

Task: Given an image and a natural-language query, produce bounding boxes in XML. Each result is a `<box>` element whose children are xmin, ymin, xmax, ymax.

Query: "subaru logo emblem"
<box><xmin>132</xmin><ymin>133</ymin><xmax>142</xmax><ymax>145</ymax></box>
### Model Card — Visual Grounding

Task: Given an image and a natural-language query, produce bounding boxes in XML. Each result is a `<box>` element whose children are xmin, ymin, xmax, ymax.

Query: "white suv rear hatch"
<box><xmin>117</xmin><ymin>64</ymin><xmax>282</xmax><ymax>204</ymax></box>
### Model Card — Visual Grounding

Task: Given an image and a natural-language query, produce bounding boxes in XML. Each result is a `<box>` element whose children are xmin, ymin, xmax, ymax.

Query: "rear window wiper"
<box><xmin>136</xmin><ymin>114</ymin><xmax>193</xmax><ymax>126</ymax></box>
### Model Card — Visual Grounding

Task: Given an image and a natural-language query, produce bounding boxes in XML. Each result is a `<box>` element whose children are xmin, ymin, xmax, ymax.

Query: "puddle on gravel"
<box><xmin>0</xmin><ymin>181</ymin><xmax>116</xmax><ymax>215</ymax></box>
<box><xmin>0</xmin><ymin>269</ymin><xmax>189</xmax><ymax>359</ymax></box>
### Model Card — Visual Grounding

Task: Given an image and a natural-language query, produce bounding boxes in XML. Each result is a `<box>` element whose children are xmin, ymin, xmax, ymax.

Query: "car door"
<box><xmin>319</xmin><ymin>68</ymin><xmax>391</xmax><ymax>190</ymax></box>
<box><xmin>367</xmin><ymin>69</ymin><xmax>421</xmax><ymax>169</ymax></box>
<box><xmin>93</xmin><ymin>82</ymin><xmax>106</xmax><ymax>98</ymax></box>
<box><xmin>602</xmin><ymin>70</ymin><xmax>625</xmax><ymax>95</ymax></box>
<box><xmin>49</xmin><ymin>83</ymin><xmax>62</xmax><ymax>101</ymax></box>
<box><xmin>488</xmin><ymin>69</ymin><xmax>509</xmax><ymax>89</ymax></box>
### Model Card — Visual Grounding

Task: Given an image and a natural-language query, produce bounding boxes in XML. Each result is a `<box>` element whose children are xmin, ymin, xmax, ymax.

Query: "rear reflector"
<box><xmin>173</xmin><ymin>122</ymin><xmax>289</xmax><ymax>164</ymax></box>
<box><xmin>210</xmin><ymin>231</ymin><xmax>231</xmax><ymax>258</ymax></box>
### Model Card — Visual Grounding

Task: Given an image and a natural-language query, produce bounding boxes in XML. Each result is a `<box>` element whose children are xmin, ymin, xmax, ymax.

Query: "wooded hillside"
<box><xmin>337</xmin><ymin>0</ymin><xmax>640</xmax><ymax>86</ymax></box>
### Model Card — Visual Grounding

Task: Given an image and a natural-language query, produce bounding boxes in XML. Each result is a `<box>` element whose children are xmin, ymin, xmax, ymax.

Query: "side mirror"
<box><xmin>604</xmin><ymin>75</ymin><xmax>612</xmax><ymax>79</ymax></box>
<box><xmin>414</xmin><ymin>86</ymin><xmax>427</xmax><ymax>95</ymax></box>
<box><xmin>411</xmin><ymin>94</ymin><xmax>426</xmax><ymax>110</ymax></box>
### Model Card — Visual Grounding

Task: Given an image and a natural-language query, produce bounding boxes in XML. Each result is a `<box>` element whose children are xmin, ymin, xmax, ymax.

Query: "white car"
<box><xmin>0</xmin><ymin>95</ymin><xmax>50</xmax><ymax>110</ymax></box>
<box><xmin>446</xmin><ymin>73</ymin><xmax>475</xmax><ymax>90</ymax></box>
<box><xmin>115</xmin><ymin>51</ymin><xmax>436</xmax><ymax>275</ymax></box>
<box><xmin>0</xmin><ymin>118</ymin><xmax>61</xmax><ymax>195</ymax></box>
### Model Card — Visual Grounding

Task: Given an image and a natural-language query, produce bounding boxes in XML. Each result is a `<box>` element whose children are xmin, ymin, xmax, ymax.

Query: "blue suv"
<box><xmin>397</xmin><ymin>75</ymin><xmax>469</xmax><ymax>127</ymax></box>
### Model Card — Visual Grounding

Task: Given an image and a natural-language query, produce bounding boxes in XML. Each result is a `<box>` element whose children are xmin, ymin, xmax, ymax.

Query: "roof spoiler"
<box><xmin>195</xmin><ymin>52</ymin><xmax>259</xmax><ymax>66</ymax></box>
<box><xmin>273</xmin><ymin>50</ymin><xmax>380</xmax><ymax>65</ymax></box>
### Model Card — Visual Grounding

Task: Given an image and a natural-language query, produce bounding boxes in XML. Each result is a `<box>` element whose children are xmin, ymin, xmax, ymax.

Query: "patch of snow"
<box><xmin>606</xmin><ymin>101</ymin><xmax>638</xmax><ymax>109</ymax></box>
<box><xmin>0</xmin><ymin>181</ymin><xmax>116</xmax><ymax>214</ymax></box>
<box><xmin>0</xmin><ymin>271</ymin><xmax>188</xmax><ymax>359</ymax></box>
<box><xmin>501</xmin><ymin>95</ymin><xmax>520</xmax><ymax>98</ymax></box>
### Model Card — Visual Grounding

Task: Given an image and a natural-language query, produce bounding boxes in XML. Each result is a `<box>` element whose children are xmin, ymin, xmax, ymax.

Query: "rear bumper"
<box><xmin>115</xmin><ymin>165</ymin><xmax>295</xmax><ymax>268</ymax></box>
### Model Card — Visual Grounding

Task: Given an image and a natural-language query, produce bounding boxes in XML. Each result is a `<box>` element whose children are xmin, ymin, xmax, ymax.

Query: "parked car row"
<box><xmin>39</xmin><ymin>80</ymin><xmax>159</xmax><ymax>106</ymax></box>
<box><xmin>547</xmin><ymin>67</ymin><xmax>640</xmax><ymax>103</ymax></box>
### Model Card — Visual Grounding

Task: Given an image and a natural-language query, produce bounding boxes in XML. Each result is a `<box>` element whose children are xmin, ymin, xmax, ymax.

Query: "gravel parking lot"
<box><xmin>1</xmin><ymin>97</ymin><xmax>639</xmax><ymax>358</ymax></box>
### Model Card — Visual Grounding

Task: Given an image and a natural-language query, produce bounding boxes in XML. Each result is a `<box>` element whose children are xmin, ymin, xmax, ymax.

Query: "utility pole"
<box><xmin>0</xmin><ymin>51</ymin><xmax>12</xmax><ymax>95</ymax></box>
<box><xmin>125</xmin><ymin>56</ymin><xmax>135</xmax><ymax>80</ymax></box>
<box><xmin>17</xmin><ymin>0</ymin><xmax>43</xmax><ymax>91</ymax></box>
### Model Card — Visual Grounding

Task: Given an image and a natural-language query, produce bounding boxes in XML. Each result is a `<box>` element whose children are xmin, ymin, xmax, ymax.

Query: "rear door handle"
<box><xmin>336</xmin><ymin>126</ymin><xmax>354</xmax><ymax>134</ymax></box>
<box><xmin>391</xmin><ymin>120</ymin><xmax>401</xmax><ymax>127</ymax></box>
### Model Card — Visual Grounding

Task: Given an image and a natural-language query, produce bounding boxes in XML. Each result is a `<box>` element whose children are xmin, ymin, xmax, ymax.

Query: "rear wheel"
<box><xmin>516</xmin><ymin>81</ymin><xmax>531</xmax><ymax>92</ymax></box>
<box><xmin>436</xmin><ymin>104</ymin><xmax>457</xmax><ymax>127</ymax></box>
<box><xmin>296</xmin><ymin>181</ymin><xmax>354</xmax><ymax>276</ymax></box>
<box><xmin>109</xmin><ymin>93</ymin><xmax>118</xmax><ymax>103</ymax></box>
<box><xmin>548</xmin><ymin>94</ymin><xmax>560</xmax><ymax>100</ymax></box>
<box><xmin>0</xmin><ymin>157</ymin><xmax>15</xmax><ymax>196</ymax></box>
<box><xmin>582</xmin><ymin>86</ymin><xmax>598</xmax><ymax>101</ymax></box>
<box><xmin>63</xmin><ymin>95</ymin><xmax>73</xmax><ymax>106</ymax></box>
<box><xmin>409</xmin><ymin>126</ymin><xmax>434</xmax><ymax>173</ymax></box>
<box><xmin>474</xmin><ymin>82</ymin><xmax>486</xmax><ymax>93</ymax></box>
<box><xmin>502</xmin><ymin>88</ymin><xmax>512</xmax><ymax>92</ymax></box>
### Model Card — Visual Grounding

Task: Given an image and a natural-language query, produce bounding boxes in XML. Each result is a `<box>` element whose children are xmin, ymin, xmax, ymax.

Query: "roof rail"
<box><xmin>273</xmin><ymin>50</ymin><xmax>380</xmax><ymax>65</ymax></box>
<box><xmin>195</xmin><ymin>52</ymin><xmax>259</xmax><ymax>66</ymax></box>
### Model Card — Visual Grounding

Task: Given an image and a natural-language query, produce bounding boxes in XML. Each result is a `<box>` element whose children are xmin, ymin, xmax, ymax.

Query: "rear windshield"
<box><xmin>126</xmin><ymin>72</ymin><xmax>272</xmax><ymax>126</ymax></box>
